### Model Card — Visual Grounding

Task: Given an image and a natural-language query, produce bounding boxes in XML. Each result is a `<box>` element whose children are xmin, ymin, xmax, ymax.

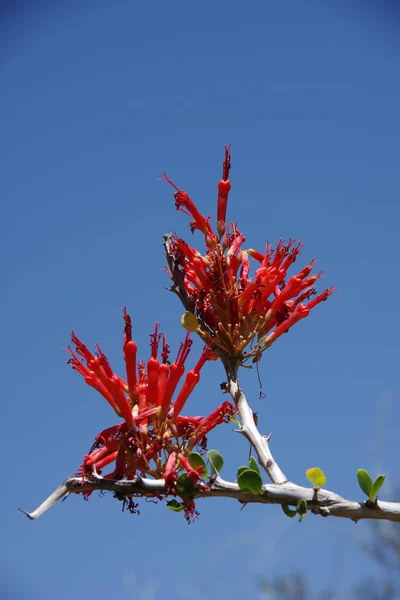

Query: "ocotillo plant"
<box><xmin>21</xmin><ymin>147</ymin><xmax>399</xmax><ymax>524</ymax></box>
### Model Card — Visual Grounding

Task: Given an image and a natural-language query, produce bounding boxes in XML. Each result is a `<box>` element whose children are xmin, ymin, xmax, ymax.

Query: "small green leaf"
<box><xmin>166</xmin><ymin>499</ymin><xmax>184</xmax><ymax>512</ymax></box>
<box><xmin>248</xmin><ymin>456</ymin><xmax>260</xmax><ymax>473</ymax></box>
<box><xmin>237</xmin><ymin>458</ymin><xmax>260</xmax><ymax>480</ymax></box>
<box><xmin>188</xmin><ymin>452</ymin><xmax>208</xmax><ymax>478</ymax></box>
<box><xmin>207</xmin><ymin>450</ymin><xmax>224</xmax><ymax>475</ymax></box>
<box><xmin>237</xmin><ymin>466</ymin><xmax>249</xmax><ymax>479</ymax></box>
<box><xmin>237</xmin><ymin>469</ymin><xmax>263</xmax><ymax>495</ymax></box>
<box><xmin>306</xmin><ymin>467</ymin><xmax>326</xmax><ymax>488</ymax></box>
<box><xmin>357</xmin><ymin>469</ymin><xmax>373</xmax><ymax>497</ymax></box>
<box><xmin>176</xmin><ymin>473</ymin><xmax>195</xmax><ymax>498</ymax></box>
<box><xmin>282</xmin><ymin>504</ymin><xmax>297</xmax><ymax>518</ymax></box>
<box><xmin>297</xmin><ymin>498</ymin><xmax>308</xmax><ymax>522</ymax></box>
<box><xmin>176</xmin><ymin>473</ymin><xmax>188</xmax><ymax>494</ymax></box>
<box><xmin>369</xmin><ymin>474</ymin><xmax>385</xmax><ymax>501</ymax></box>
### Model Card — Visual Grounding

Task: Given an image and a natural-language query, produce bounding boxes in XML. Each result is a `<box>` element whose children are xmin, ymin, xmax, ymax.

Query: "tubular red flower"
<box><xmin>217</xmin><ymin>145</ymin><xmax>232</xmax><ymax>236</ymax></box>
<box><xmin>70</xmin><ymin>325</ymin><xmax>140</xmax><ymax>428</ymax></box>
<box><xmin>123</xmin><ymin>307</ymin><xmax>138</xmax><ymax>401</ymax></box>
<box><xmin>186</xmin><ymin>269</ymin><xmax>204</xmax><ymax>289</ymax></box>
<box><xmin>94</xmin><ymin>451</ymin><xmax>119</xmax><ymax>472</ymax></box>
<box><xmin>291</xmin><ymin>287</ymin><xmax>317</xmax><ymax>308</ymax></box>
<box><xmin>281</xmin><ymin>242</ymin><xmax>304</xmax><ymax>272</ymax></box>
<box><xmin>247</xmin><ymin>248</ymin><xmax>264</xmax><ymax>263</ymax></box>
<box><xmin>147</xmin><ymin>324</ymin><xmax>161</xmax><ymax>407</ymax></box>
<box><xmin>172</xmin><ymin>372</ymin><xmax>199</xmax><ymax>417</ymax></box>
<box><xmin>178</xmin><ymin>454</ymin><xmax>203</xmax><ymax>481</ymax></box>
<box><xmin>172</xmin><ymin>345</ymin><xmax>214</xmax><ymax>416</ymax></box>
<box><xmin>264</xmin><ymin>288</ymin><xmax>336</xmax><ymax>346</ymax></box>
<box><xmin>94</xmin><ymin>343</ymin><xmax>114</xmax><ymax>379</ymax></box>
<box><xmin>272</xmin><ymin>239</ymin><xmax>296</xmax><ymax>269</ymax></box>
<box><xmin>81</xmin><ymin>441</ymin><xmax>119</xmax><ymax>468</ymax></box>
<box><xmin>307</xmin><ymin>286</ymin><xmax>336</xmax><ymax>308</ymax></box>
<box><xmin>192</xmin><ymin>401</ymin><xmax>236</xmax><ymax>443</ymax></box>
<box><xmin>191</xmin><ymin>257</ymin><xmax>211</xmax><ymax>289</ymax></box>
<box><xmin>175</xmin><ymin>415</ymin><xmax>203</xmax><ymax>438</ymax></box>
<box><xmin>80</xmin><ymin>442</ymin><xmax>120</xmax><ymax>474</ymax></box>
<box><xmin>161</xmin><ymin>174</ymin><xmax>214</xmax><ymax>237</ymax></box>
<box><xmin>156</xmin><ymin>362</ymin><xmax>169</xmax><ymax>408</ymax></box>
<box><xmin>226</xmin><ymin>231</ymin><xmax>245</xmax><ymax>257</ymax></box>
<box><xmin>70</xmin><ymin>332</ymin><xmax>95</xmax><ymax>363</ymax></box>
<box><xmin>164</xmin><ymin>451</ymin><xmax>178</xmax><ymax>490</ymax></box>
<box><xmin>226</xmin><ymin>254</ymin><xmax>241</xmax><ymax>281</ymax></box>
<box><xmin>67</xmin><ymin>346</ymin><xmax>120</xmax><ymax>413</ymax></box>
<box><xmin>108</xmin><ymin>375</ymin><xmax>135</xmax><ymax>427</ymax></box>
<box><xmin>239</xmin><ymin>251</ymin><xmax>250</xmax><ymax>286</ymax></box>
<box><xmin>95</xmin><ymin>423</ymin><xmax>124</xmax><ymax>446</ymax></box>
<box><xmin>79</xmin><ymin>343</ymin><xmax>134</xmax><ymax>422</ymax></box>
<box><xmin>137</xmin><ymin>365</ymin><xmax>148</xmax><ymax>435</ymax></box>
<box><xmin>160</xmin><ymin>333</ymin><xmax>192</xmax><ymax>415</ymax></box>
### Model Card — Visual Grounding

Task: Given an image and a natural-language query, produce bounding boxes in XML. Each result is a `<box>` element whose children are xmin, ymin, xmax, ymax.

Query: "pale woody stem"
<box><xmin>223</xmin><ymin>357</ymin><xmax>287</xmax><ymax>484</ymax></box>
<box><xmin>20</xmin><ymin>475</ymin><xmax>400</xmax><ymax>523</ymax></box>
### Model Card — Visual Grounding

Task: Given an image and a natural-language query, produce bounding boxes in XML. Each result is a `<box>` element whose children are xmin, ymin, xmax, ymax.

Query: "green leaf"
<box><xmin>369</xmin><ymin>474</ymin><xmax>385</xmax><ymax>501</ymax></box>
<box><xmin>176</xmin><ymin>473</ymin><xmax>188</xmax><ymax>494</ymax></box>
<box><xmin>207</xmin><ymin>450</ymin><xmax>224</xmax><ymax>475</ymax></box>
<box><xmin>188</xmin><ymin>452</ymin><xmax>208</xmax><ymax>478</ymax></box>
<box><xmin>248</xmin><ymin>456</ymin><xmax>260</xmax><ymax>473</ymax></box>
<box><xmin>357</xmin><ymin>469</ymin><xmax>373</xmax><ymax>497</ymax></box>
<box><xmin>297</xmin><ymin>498</ymin><xmax>308</xmax><ymax>522</ymax></box>
<box><xmin>306</xmin><ymin>467</ymin><xmax>326</xmax><ymax>488</ymax></box>
<box><xmin>237</xmin><ymin>469</ymin><xmax>263</xmax><ymax>495</ymax></box>
<box><xmin>176</xmin><ymin>473</ymin><xmax>195</xmax><ymax>498</ymax></box>
<box><xmin>281</xmin><ymin>504</ymin><xmax>297</xmax><ymax>518</ymax></box>
<box><xmin>237</xmin><ymin>466</ymin><xmax>249</xmax><ymax>479</ymax></box>
<box><xmin>166</xmin><ymin>499</ymin><xmax>184</xmax><ymax>512</ymax></box>
<box><xmin>237</xmin><ymin>458</ymin><xmax>260</xmax><ymax>481</ymax></box>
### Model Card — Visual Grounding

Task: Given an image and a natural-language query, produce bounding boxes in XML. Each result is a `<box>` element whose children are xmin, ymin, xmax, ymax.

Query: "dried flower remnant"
<box><xmin>66</xmin><ymin>308</ymin><xmax>236</xmax><ymax>517</ymax></box>
<box><xmin>162</xmin><ymin>147</ymin><xmax>335</xmax><ymax>362</ymax></box>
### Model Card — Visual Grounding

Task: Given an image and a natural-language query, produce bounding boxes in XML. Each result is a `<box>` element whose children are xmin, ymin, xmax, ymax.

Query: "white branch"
<box><xmin>223</xmin><ymin>358</ymin><xmax>287</xmax><ymax>484</ymax></box>
<box><xmin>20</xmin><ymin>475</ymin><xmax>400</xmax><ymax>523</ymax></box>
<box><xmin>19</xmin><ymin>481</ymin><xmax>70</xmax><ymax>520</ymax></box>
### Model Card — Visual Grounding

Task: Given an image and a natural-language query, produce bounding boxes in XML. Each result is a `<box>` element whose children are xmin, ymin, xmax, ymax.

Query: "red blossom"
<box><xmin>217</xmin><ymin>145</ymin><xmax>232</xmax><ymax>236</ymax></box>
<box><xmin>172</xmin><ymin>344</ymin><xmax>216</xmax><ymax>417</ymax></box>
<box><xmin>164</xmin><ymin>451</ymin><xmax>178</xmax><ymax>491</ymax></box>
<box><xmin>160</xmin><ymin>332</ymin><xmax>192</xmax><ymax>416</ymax></box>
<box><xmin>160</xmin><ymin>174</ymin><xmax>214</xmax><ymax>237</ymax></box>
<box><xmin>69</xmin><ymin>310</ymin><xmax>233</xmax><ymax>508</ymax></box>
<box><xmin>178</xmin><ymin>454</ymin><xmax>204</xmax><ymax>482</ymax></box>
<box><xmin>123</xmin><ymin>307</ymin><xmax>138</xmax><ymax>401</ymax></box>
<box><xmin>163</xmin><ymin>148</ymin><xmax>334</xmax><ymax>361</ymax></box>
<box><xmin>192</xmin><ymin>400</ymin><xmax>237</xmax><ymax>444</ymax></box>
<box><xmin>175</xmin><ymin>415</ymin><xmax>203</xmax><ymax>438</ymax></box>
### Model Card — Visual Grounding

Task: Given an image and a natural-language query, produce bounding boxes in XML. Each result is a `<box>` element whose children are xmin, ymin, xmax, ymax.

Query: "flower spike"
<box><xmin>67</xmin><ymin>310</ymin><xmax>234</xmax><ymax>520</ymax></box>
<box><xmin>163</xmin><ymin>147</ymin><xmax>334</xmax><ymax>362</ymax></box>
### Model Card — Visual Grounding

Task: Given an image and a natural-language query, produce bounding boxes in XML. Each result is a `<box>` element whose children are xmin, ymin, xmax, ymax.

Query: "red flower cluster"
<box><xmin>162</xmin><ymin>147</ymin><xmax>335</xmax><ymax>361</ymax></box>
<box><xmin>67</xmin><ymin>308</ymin><xmax>236</xmax><ymax>505</ymax></box>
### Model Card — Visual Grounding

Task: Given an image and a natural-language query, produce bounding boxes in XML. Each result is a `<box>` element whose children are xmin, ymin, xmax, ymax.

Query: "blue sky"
<box><xmin>2</xmin><ymin>2</ymin><xmax>400</xmax><ymax>598</ymax></box>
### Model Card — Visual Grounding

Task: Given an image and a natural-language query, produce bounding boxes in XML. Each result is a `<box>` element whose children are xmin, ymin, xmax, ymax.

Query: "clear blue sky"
<box><xmin>2</xmin><ymin>2</ymin><xmax>400</xmax><ymax>598</ymax></box>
